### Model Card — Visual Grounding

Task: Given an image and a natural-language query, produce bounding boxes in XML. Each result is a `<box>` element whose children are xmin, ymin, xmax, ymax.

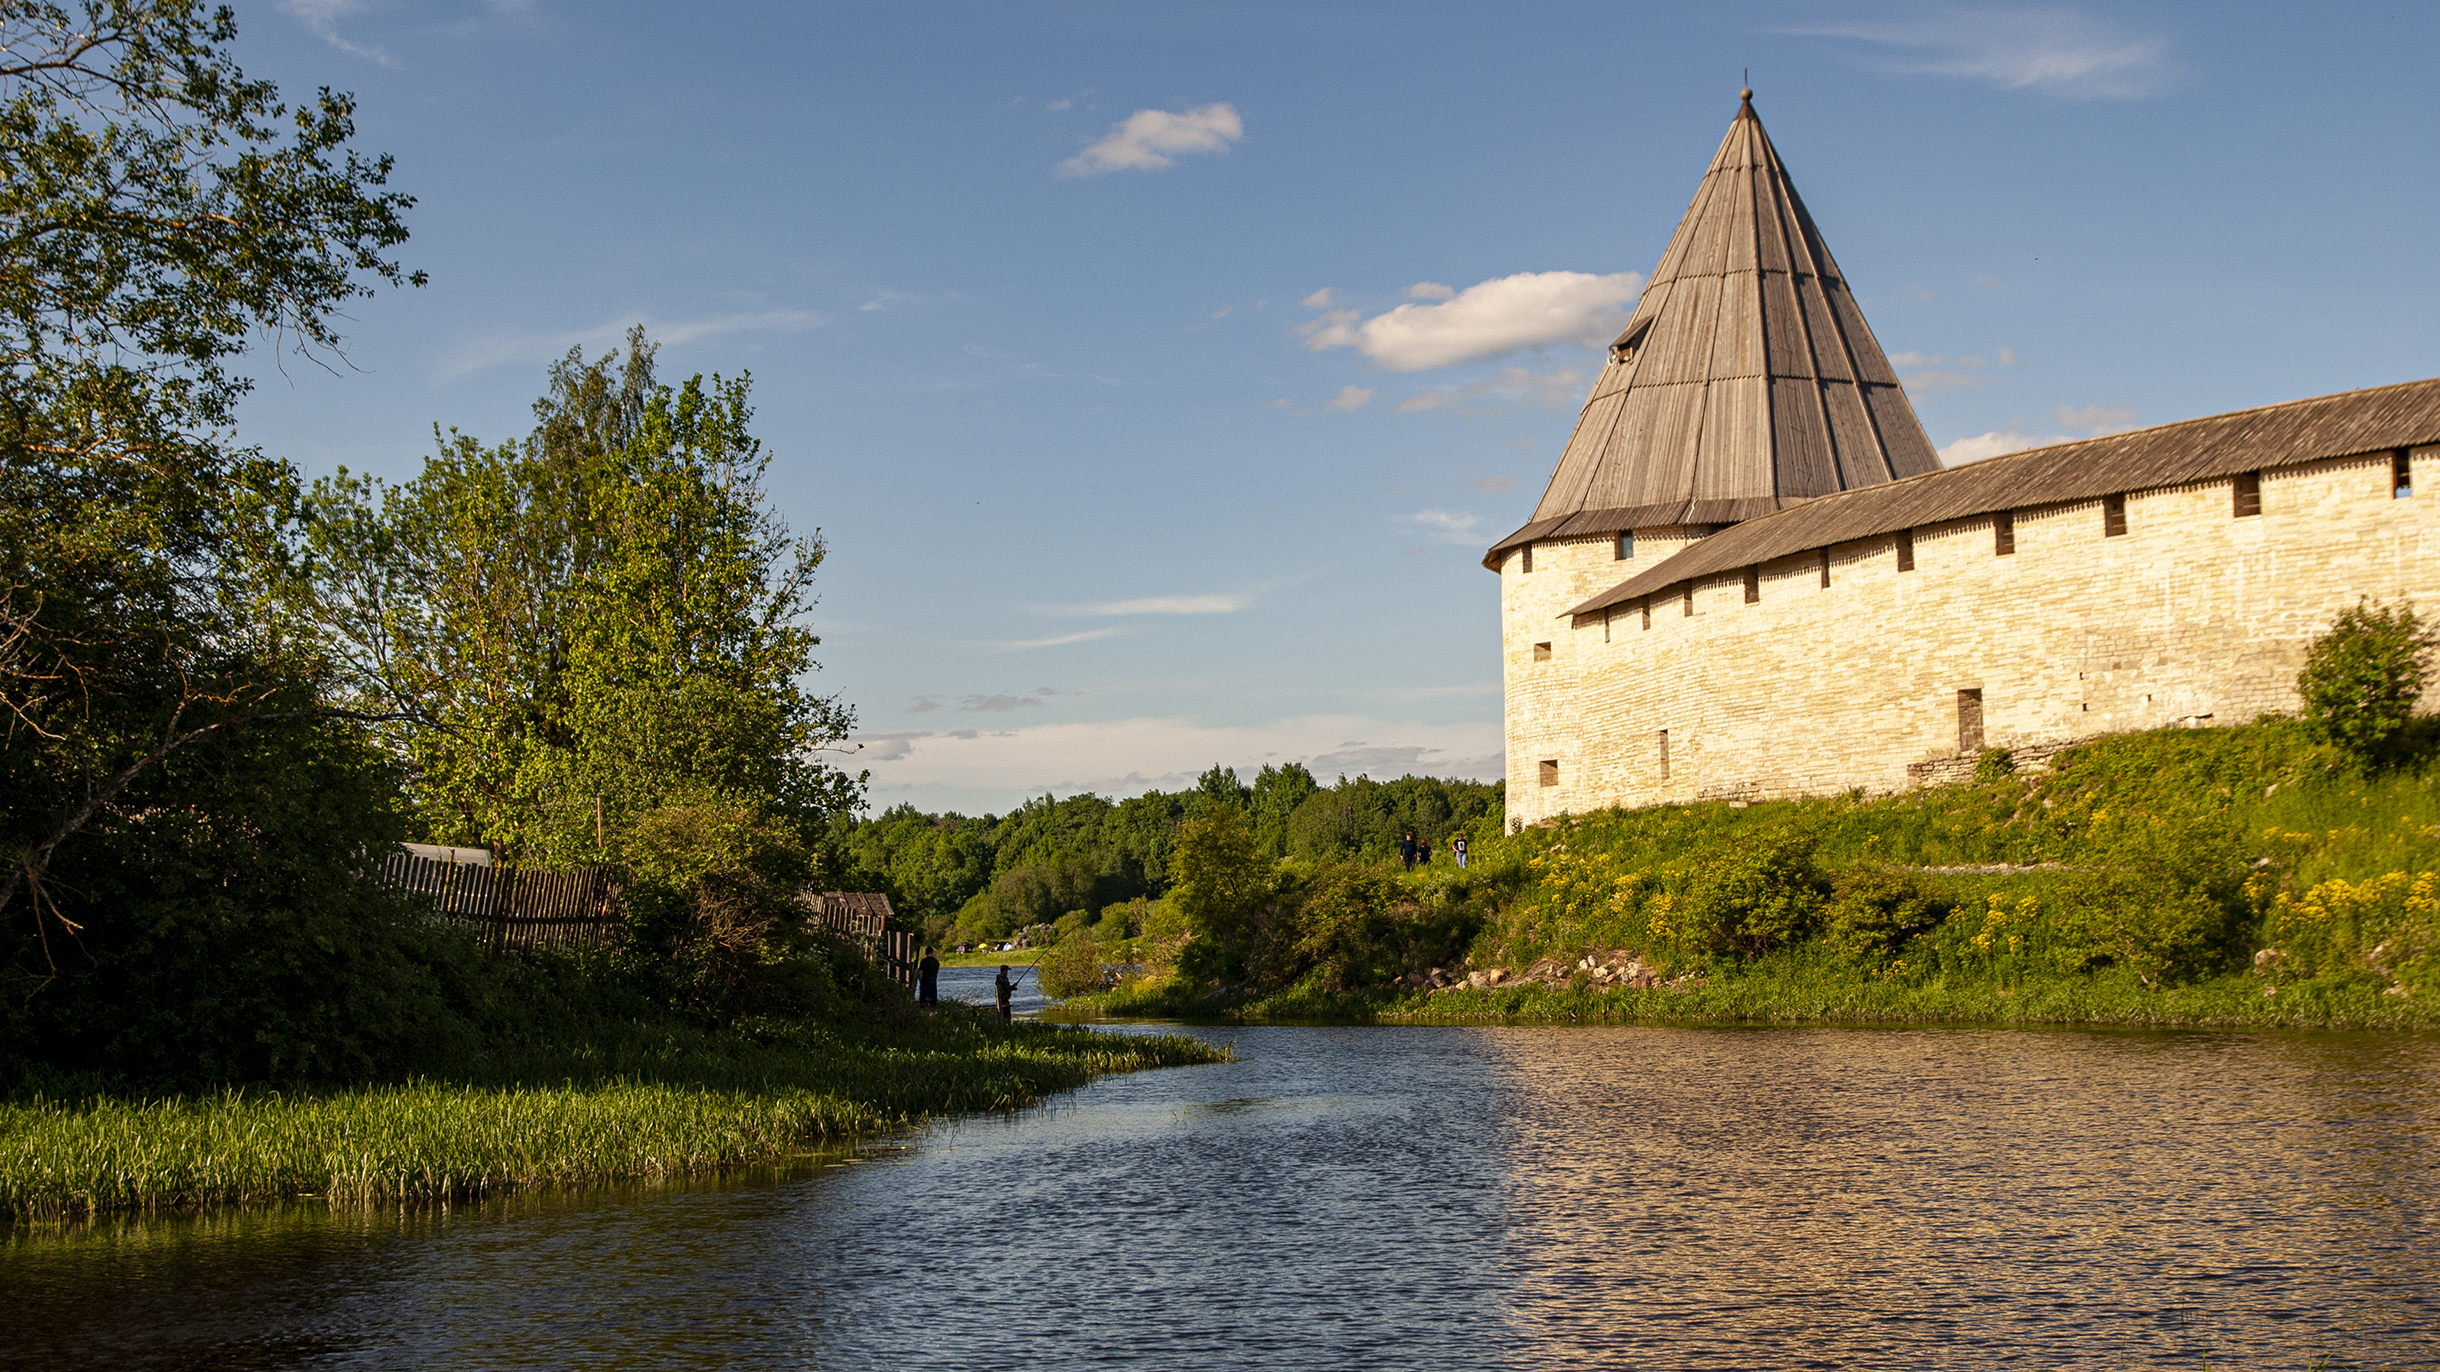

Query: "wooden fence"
<box><xmin>803</xmin><ymin>890</ymin><xmax>918</xmax><ymax>991</ymax></box>
<box><xmin>380</xmin><ymin>850</ymin><xmax>914</xmax><ymax>988</ymax></box>
<box><xmin>378</xmin><ymin>850</ymin><xmax>624</xmax><ymax>954</ymax></box>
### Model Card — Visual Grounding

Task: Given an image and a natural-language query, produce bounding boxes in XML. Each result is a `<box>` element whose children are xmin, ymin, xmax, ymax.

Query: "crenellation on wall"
<box><xmin>1504</xmin><ymin>447</ymin><xmax>2440</xmax><ymax>827</ymax></box>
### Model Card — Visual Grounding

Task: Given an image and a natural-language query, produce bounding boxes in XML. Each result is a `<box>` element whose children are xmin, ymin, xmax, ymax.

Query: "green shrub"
<box><xmin>1673</xmin><ymin>831</ymin><xmax>1831</xmax><ymax>961</ymax></box>
<box><xmin>1826</xmin><ymin>868</ymin><xmax>1952</xmax><ymax>969</ymax></box>
<box><xmin>2298</xmin><ymin>599</ymin><xmax>2437</xmax><ymax>771</ymax></box>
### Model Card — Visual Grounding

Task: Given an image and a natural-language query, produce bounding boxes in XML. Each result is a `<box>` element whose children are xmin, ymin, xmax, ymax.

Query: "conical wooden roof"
<box><xmin>1487</xmin><ymin>93</ymin><xmax>1940</xmax><ymax>564</ymax></box>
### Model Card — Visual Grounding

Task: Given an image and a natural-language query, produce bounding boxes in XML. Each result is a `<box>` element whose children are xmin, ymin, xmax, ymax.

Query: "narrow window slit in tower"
<box><xmin>1994</xmin><ymin>512</ymin><xmax>2015</xmax><ymax>556</ymax></box>
<box><xmin>1657</xmin><ymin>729</ymin><xmax>1670</xmax><ymax>780</ymax></box>
<box><xmin>2103</xmin><ymin>493</ymin><xmax>2127</xmax><ymax>537</ymax></box>
<box><xmin>2233</xmin><ymin>472</ymin><xmax>2261</xmax><ymax>518</ymax></box>
<box><xmin>2395</xmin><ymin>450</ymin><xmax>2414</xmax><ymax>499</ymax></box>
<box><xmin>1538</xmin><ymin>759</ymin><xmax>1559</xmax><ymax>788</ymax></box>
<box><xmin>1616</xmin><ymin>530</ymin><xmax>1634</xmax><ymax>560</ymax></box>
<box><xmin>1682</xmin><ymin>584</ymin><xmax>1694</xmax><ymax>617</ymax></box>
<box><xmin>1521</xmin><ymin>543</ymin><xmax>1534</xmax><ymax>572</ymax></box>
<box><xmin>1533</xmin><ymin>641</ymin><xmax>1552</xmax><ymax>662</ymax></box>
<box><xmin>1958</xmin><ymin>689</ymin><xmax>1985</xmax><ymax>753</ymax></box>
<box><xmin>1603</xmin><ymin>610</ymin><xmax>1611</xmax><ymax>644</ymax></box>
<box><xmin>1641</xmin><ymin>597</ymin><xmax>1652</xmax><ymax>631</ymax></box>
<box><xmin>1818</xmin><ymin>547</ymin><xmax>1831</xmax><ymax>588</ymax></box>
<box><xmin>1743</xmin><ymin>566</ymin><xmax>1759</xmax><ymax>604</ymax></box>
<box><xmin>1896</xmin><ymin>530</ymin><xmax>1915</xmax><ymax>572</ymax></box>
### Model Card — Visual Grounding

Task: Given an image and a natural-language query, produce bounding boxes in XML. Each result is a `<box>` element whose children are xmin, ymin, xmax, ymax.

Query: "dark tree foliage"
<box><xmin>0</xmin><ymin>3</ymin><xmax>426</xmax><ymax>1083</ymax></box>
<box><xmin>1</xmin><ymin>2</ymin><xmax>418</xmax><ymax>915</ymax></box>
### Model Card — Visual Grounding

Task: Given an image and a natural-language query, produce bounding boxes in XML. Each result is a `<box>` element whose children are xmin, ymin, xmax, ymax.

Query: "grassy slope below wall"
<box><xmin>1063</xmin><ymin>720</ymin><xmax>2440</xmax><ymax>1029</ymax></box>
<box><xmin>2</xmin><ymin>1010</ymin><xmax>1222</xmax><ymax>1221</ymax></box>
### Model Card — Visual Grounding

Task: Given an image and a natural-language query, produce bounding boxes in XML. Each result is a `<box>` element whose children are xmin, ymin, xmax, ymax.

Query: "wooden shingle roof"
<box><xmin>1483</xmin><ymin>92</ymin><xmax>1940</xmax><ymax>569</ymax></box>
<box><xmin>1564</xmin><ymin>375</ymin><xmax>2440</xmax><ymax>620</ymax></box>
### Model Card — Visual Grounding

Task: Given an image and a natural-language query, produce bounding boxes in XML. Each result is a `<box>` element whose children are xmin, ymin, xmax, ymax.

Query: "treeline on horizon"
<box><xmin>828</xmin><ymin>766</ymin><xmax>1503</xmax><ymax>949</ymax></box>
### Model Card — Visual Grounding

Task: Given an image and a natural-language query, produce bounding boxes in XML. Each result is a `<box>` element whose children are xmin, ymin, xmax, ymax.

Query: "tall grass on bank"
<box><xmin>1055</xmin><ymin>721</ymin><xmax>2440</xmax><ymax>1028</ymax></box>
<box><xmin>2</xmin><ymin>1013</ymin><xmax>1222</xmax><ymax>1221</ymax></box>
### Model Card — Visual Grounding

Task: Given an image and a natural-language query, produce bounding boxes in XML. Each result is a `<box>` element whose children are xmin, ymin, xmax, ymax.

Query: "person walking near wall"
<box><xmin>994</xmin><ymin>964</ymin><xmax>1015</xmax><ymax>1022</ymax></box>
<box><xmin>1452</xmin><ymin>834</ymin><xmax>1468</xmax><ymax>869</ymax></box>
<box><xmin>1400</xmin><ymin>832</ymin><xmax>1418</xmax><ymax>871</ymax></box>
<box><xmin>917</xmin><ymin>947</ymin><xmax>940</xmax><ymax>1007</ymax></box>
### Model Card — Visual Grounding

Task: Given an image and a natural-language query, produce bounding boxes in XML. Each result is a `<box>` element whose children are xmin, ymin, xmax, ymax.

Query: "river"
<box><xmin>6</xmin><ymin>986</ymin><xmax>2437</xmax><ymax>1368</ymax></box>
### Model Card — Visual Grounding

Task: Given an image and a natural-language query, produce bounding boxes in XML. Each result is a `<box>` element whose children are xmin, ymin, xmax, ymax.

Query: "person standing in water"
<box><xmin>917</xmin><ymin>947</ymin><xmax>940</xmax><ymax>1007</ymax></box>
<box><xmin>994</xmin><ymin>964</ymin><xmax>1015</xmax><ymax>1022</ymax></box>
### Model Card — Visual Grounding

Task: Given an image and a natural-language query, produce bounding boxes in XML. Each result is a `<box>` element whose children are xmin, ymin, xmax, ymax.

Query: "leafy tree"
<box><xmin>1171</xmin><ymin>804</ymin><xmax>1273</xmax><ymax>983</ymax></box>
<box><xmin>310</xmin><ymin>332</ymin><xmax>862</xmax><ymax>867</ymax></box>
<box><xmin>2298</xmin><ymin>599</ymin><xmax>2438</xmax><ymax>771</ymax></box>
<box><xmin>0</xmin><ymin>1</ymin><xmax>419</xmax><ymax>938</ymax></box>
<box><xmin>1248</xmin><ymin>761</ymin><xmax>1317</xmax><ymax>857</ymax></box>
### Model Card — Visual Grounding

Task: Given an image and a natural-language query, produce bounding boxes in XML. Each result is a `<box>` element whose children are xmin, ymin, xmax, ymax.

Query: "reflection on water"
<box><xmin>6</xmin><ymin>1026</ymin><xmax>2437</xmax><ymax>1369</ymax></box>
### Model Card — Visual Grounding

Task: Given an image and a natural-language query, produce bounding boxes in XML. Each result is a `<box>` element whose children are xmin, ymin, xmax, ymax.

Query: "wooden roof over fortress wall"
<box><xmin>1484</xmin><ymin>92</ymin><xmax>1941</xmax><ymax>568</ymax></box>
<box><xmin>1562</xmin><ymin>374</ymin><xmax>2440</xmax><ymax>621</ymax></box>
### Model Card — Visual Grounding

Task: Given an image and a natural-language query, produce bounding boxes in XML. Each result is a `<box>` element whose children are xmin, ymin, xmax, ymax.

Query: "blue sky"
<box><xmin>234</xmin><ymin>1</ymin><xmax>2440</xmax><ymax>815</ymax></box>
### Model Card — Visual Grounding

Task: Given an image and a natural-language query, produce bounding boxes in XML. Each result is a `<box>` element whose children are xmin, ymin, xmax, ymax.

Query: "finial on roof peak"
<box><xmin>1740</xmin><ymin>87</ymin><xmax>1753</xmax><ymax>101</ymax></box>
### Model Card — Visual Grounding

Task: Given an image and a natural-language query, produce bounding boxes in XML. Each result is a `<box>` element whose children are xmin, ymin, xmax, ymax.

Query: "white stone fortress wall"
<box><xmin>1499</xmin><ymin>445</ymin><xmax>2440</xmax><ymax>828</ymax></box>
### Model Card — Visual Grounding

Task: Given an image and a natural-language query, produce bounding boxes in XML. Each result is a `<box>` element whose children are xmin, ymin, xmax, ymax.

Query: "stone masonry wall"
<box><xmin>1500</xmin><ymin>445</ymin><xmax>2440</xmax><ymax>828</ymax></box>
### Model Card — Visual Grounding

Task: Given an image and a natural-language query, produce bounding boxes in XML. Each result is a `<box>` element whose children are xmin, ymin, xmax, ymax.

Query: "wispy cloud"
<box><xmin>850</xmin><ymin>713</ymin><xmax>1504</xmax><ymax>805</ymax></box>
<box><xmin>1056</xmin><ymin>593</ymin><xmax>1250</xmax><ymax>616</ymax></box>
<box><xmin>1790</xmin><ymin>9</ymin><xmax>2173</xmax><ymax>100</ymax></box>
<box><xmin>1298</xmin><ymin>271</ymin><xmax>1643</xmax><ymax>372</ymax></box>
<box><xmin>1401</xmin><ymin>509</ymin><xmax>1483</xmax><ymax>545</ymax></box>
<box><xmin>1058</xmin><ymin>103</ymin><xmax>1243</xmax><ymax>176</ymax></box>
<box><xmin>436</xmin><ymin>311</ymin><xmax>824</xmax><ymax>382</ymax></box>
<box><xmin>1465</xmin><ymin>476</ymin><xmax>1517</xmax><ymax>494</ymax></box>
<box><xmin>1939</xmin><ymin>402</ymin><xmax>2141</xmax><ymax>464</ymax></box>
<box><xmin>1400</xmin><ymin>365</ymin><xmax>1587</xmax><ymax>414</ymax></box>
<box><xmin>1301</xmin><ymin>288</ymin><xmax>1336</xmax><ymax>309</ymax></box>
<box><xmin>1894</xmin><ymin>348</ymin><xmax>2020</xmax><ymax>396</ymax></box>
<box><xmin>1324</xmin><ymin>385</ymin><xmax>1375</xmax><ymax>412</ymax></box>
<box><xmin>995</xmin><ymin>627</ymin><xmax>1122</xmax><ymax>651</ymax></box>
<box><xmin>279</xmin><ymin>0</ymin><xmax>397</xmax><ymax>66</ymax></box>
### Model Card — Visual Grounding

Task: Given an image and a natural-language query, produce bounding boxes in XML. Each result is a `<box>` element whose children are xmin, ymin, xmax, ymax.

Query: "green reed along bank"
<box><xmin>2</xmin><ymin>1011</ymin><xmax>1221</xmax><ymax>1221</ymax></box>
<box><xmin>1052</xmin><ymin>720</ymin><xmax>2440</xmax><ymax>1030</ymax></box>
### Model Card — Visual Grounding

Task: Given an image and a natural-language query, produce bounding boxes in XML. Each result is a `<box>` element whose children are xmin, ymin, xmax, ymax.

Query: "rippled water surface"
<box><xmin>7</xmin><ymin>1021</ymin><xmax>2439</xmax><ymax>1369</ymax></box>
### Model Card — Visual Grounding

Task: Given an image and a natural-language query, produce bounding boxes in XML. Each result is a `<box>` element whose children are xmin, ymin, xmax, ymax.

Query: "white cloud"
<box><xmin>1400</xmin><ymin>365</ymin><xmax>1587</xmax><ymax>414</ymax></box>
<box><xmin>2055</xmin><ymin>403</ymin><xmax>2137</xmax><ymax>434</ymax></box>
<box><xmin>1903</xmin><ymin>369</ymin><xmax>2001</xmax><ymax>395</ymax></box>
<box><xmin>435</xmin><ymin>310</ymin><xmax>824</xmax><ymax>382</ymax></box>
<box><xmin>1940</xmin><ymin>429</ymin><xmax>2057</xmax><ymax>464</ymax></box>
<box><xmin>1792</xmin><ymin>10</ymin><xmax>2172</xmax><ymax>100</ymax></box>
<box><xmin>853</xmin><ymin>731</ymin><xmax>930</xmax><ymax>762</ymax></box>
<box><xmin>1325</xmin><ymin>385</ymin><xmax>1375</xmax><ymax>412</ymax></box>
<box><xmin>1297</xmin><ymin>271</ymin><xmax>1643</xmax><ymax>371</ymax></box>
<box><xmin>851</xmin><ymin>713</ymin><xmax>1504</xmax><ymax>805</ymax></box>
<box><xmin>1940</xmin><ymin>401</ymin><xmax>2140</xmax><ymax>465</ymax></box>
<box><xmin>279</xmin><ymin>0</ymin><xmax>397</xmax><ymax>66</ymax></box>
<box><xmin>995</xmin><ymin>627</ymin><xmax>1123</xmax><ymax>650</ymax></box>
<box><xmin>1301</xmin><ymin>288</ymin><xmax>1336</xmax><ymax>309</ymax></box>
<box><xmin>1401</xmin><ymin>509</ymin><xmax>1483</xmax><ymax>545</ymax></box>
<box><xmin>1059</xmin><ymin>593</ymin><xmax>1249</xmax><ymax>616</ymax></box>
<box><xmin>1057</xmin><ymin>102</ymin><xmax>1243</xmax><ymax>176</ymax></box>
<box><xmin>1406</xmin><ymin>282</ymin><xmax>1456</xmax><ymax>300</ymax></box>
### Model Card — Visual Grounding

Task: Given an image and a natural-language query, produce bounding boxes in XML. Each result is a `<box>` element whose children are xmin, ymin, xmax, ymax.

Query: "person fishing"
<box><xmin>994</xmin><ymin>963</ymin><xmax>1016</xmax><ymax>1022</ymax></box>
<box><xmin>917</xmin><ymin>946</ymin><xmax>940</xmax><ymax>1008</ymax></box>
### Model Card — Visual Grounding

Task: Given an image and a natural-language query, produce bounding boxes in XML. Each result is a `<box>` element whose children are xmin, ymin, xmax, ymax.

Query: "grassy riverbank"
<box><xmin>1050</xmin><ymin>720</ymin><xmax>2440</xmax><ymax>1030</ymax></box>
<box><xmin>1</xmin><ymin>1011</ymin><xmax>1220</xmax><ymax>1221</ymax></box>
